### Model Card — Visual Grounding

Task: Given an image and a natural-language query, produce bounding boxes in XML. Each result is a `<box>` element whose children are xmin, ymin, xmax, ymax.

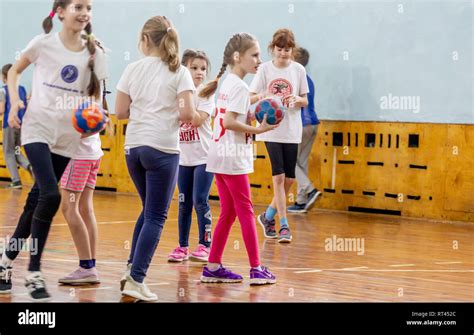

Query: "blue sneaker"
<box><xmin>287</xmin><ymin>202</ymin><xmax>307</xmax><ymax>213</ymax></box>
<box><xmin>200</xmin><ymin>266</ymin><xmax>243</xmax><ymax>283</ymax></box>
<box><xmin>250</xmin><ymin>266</ymin><xmax>276</xmax><ymax>285</ymax></box>
<box><xmin>304</xmin><ymin>189</ymin><xmax>322</xmax><ymax>211</ymax></box>
<box><xmin>257</xmin><ymin>212</ymin><xmax>277</xmax><ymax>239</ymax></box>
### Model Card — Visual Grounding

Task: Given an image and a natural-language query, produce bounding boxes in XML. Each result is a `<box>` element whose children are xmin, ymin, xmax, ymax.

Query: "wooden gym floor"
<box><xmin>0</xmin><ymin>185</ymin><xmax>472</xmax><ymax>302</ymax></box>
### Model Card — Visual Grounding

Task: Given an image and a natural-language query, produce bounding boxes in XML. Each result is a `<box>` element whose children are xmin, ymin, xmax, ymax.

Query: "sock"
<box><xmin>79</xmin><ymin>259</ymin><xmax>94</xmax><ymax>269</ymax></box>
<box><xmin>207</xmin><ymin>263</ymin><xmax>220</xmax><ymax>271</ymax></box>
<box><xmin>280</xmin><ymin>217</ymin><xmax>289</xmax><ymax>229</ymax></box>
<box><xmin>1</xmin><ymin>253</ymin><xmax>13</xmax><ymax>268</ymax></box>
<box><xmin>92</xmin><ymin>259</ymin><xmax>96</xmax><ymax>267</ymax></box>
<box><xmin>252</xmin><ymin>265</ymin><xmax>263</xmax><ymax>271</ymax></box>
<box><xmin>265</xmin><ymin>206</ymin><xmax>277</xmax><ymax>221</ymax></box>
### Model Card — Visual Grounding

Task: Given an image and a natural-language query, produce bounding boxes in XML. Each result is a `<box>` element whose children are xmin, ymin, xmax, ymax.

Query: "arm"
<box><xmin>191</xmin><ymin>110</ymin><xmax>210</xmax><ymax>128</ymax></box>
<box><xmin>115</xmin><ymin>90</ymin><xmax>131</xmax><ymax>120</ymax></box>
<box><xmin>7</xmin><ymin>55</ymin><xmax>31</xmax><ymax>128</ymax></box>
<box><xmin>0</xmin><ymin>92</ymin><xmax>5</xmax><ymax>115</ymax></box>
<box><xmin>250</xmin><ymin>92</ymin><xmax>264</xmax><ymax>105</ymax></box>
<box><xmin>223</xmin><ymin>111</ymin><xmax>278</xmax><ymax>135</ymax></box>
<box><xmin>178</xmin><ymin>90</ymin><xmax>196</xmax><ymax>123</ymax></box>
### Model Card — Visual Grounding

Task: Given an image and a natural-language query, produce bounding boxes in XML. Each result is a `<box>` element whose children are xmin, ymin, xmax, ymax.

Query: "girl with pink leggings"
<box><xmin>198</xmin><ymin>32</ymin><xmax>278</xmax><ymax>285</ymax></box>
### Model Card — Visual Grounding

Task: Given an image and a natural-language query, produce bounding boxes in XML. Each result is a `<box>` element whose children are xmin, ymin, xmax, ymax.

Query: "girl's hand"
<box><xmin>257</xmin><ymin>114</ymin><xmax>279</xmax><ymax>134</ymax></box>
<box><xmin>282</xmin><ymin>95</ymin><xmax>297</xmax><ymax>109</ymax></box>
<box><xmin>8</xmin><ymin>100</ymin><xmax>24</xmax><ymax>129</ymax></box>
<box><xmin>80</xmin><ymin>116</ymin><xmax>109</xmax><ymax>138</ymax></box>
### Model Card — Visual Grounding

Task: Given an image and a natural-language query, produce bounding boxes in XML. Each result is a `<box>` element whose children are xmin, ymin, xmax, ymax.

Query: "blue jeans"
<box><xmin>125</xmin><ymin>146</ymin><xmax>179</xmax><ymax>283</ymax></box>
<box><xmin>177</xmin><ymin>164</ymin><xmax>214</xmax><ymax>248</ymax></box>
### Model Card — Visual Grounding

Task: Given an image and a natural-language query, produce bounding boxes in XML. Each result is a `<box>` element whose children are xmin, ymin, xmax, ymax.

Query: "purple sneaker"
<box><xmin>200</xmin><ymin>266</ymin><xmax>243</xmax><ymax>283</ymax></box>
<box><xmin>250</xmin><ymin>266</ymin><xmax>276</xmax><ymax>285</ymax></box>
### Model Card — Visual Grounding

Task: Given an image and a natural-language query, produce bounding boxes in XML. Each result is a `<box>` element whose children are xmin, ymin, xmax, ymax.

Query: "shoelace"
<box><xmin>27</xmin><ymin>275</ymin><xmax>46</xmax><ymax>290</ymax></box>
<box><xmin>0</xmin><ymin>268</ymin><xmax>12</xmax><ymax>282</ymax></box>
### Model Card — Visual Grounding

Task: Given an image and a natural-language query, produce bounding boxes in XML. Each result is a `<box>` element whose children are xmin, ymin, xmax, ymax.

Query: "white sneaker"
<box><xmin>122</xmin><ymin>275</ymin><xmax>157</xmax><ymax>302</ymax></box>
<box><xmin>120</xmin><ymin>263</ymin><xmax>132</xmax><ymax>291</ymax></box>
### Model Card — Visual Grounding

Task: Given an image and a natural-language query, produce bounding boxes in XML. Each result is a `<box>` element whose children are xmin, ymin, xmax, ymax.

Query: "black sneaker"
<box><xmin>257</xmin><ymin>212</ymin><xmax>277</xmax><ymax>239</ymax></box>
<box><xmin>25</xmin><ymin>272</ymin><xmax>51</xmax><ymax>302</ymax></box>
<box><xmin>5</xmin><ymin>181</ymin><xmax>22</xmax><ymax>189</ymax></box>
<box><xmin>288</xmin><ymin>202</ymin><xmax>307</xmax><ymax>213</ymax></box>
<box><xmin>0</xmin><ymin>265</ymin><xmax>12</xmax><ymax>294</ymax></box>
<box><xmin>304</xmin><ymin>189</ymin><xmax>322</xmax><ymax>211</ymax></box>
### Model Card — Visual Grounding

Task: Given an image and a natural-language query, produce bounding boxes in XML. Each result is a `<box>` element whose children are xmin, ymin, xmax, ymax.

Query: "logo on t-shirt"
<box><xmin>268</xmin><ymin>78</ymin><xmax>293</xmax><ymax>97</ymax></box>
<box><xmin>61</xmin><ymin>65</ymin><xmax>79</xmax><ymax>84</ymax></box>
<box><xmin>180</xmin><ymin>122</ymin><xmax>200</xmax><ymax>143</ymax></box>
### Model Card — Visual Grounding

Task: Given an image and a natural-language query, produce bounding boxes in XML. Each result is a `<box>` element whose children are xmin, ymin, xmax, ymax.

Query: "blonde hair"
<box><xmin>199</xmin><ymin>33</ymin><xmax>257</xmax><ymax>99</ymax></box>
<box><xmin>141</xmin><ymin>16</ymin><xmax>180</xmax><ymax>72</ymax></box>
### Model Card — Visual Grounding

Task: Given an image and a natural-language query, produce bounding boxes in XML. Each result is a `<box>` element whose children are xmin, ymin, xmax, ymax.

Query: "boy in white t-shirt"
<box><xmin>168</xmin><ymin>50</ymin><xmax>215</xmax><ymax>263</ymax></box>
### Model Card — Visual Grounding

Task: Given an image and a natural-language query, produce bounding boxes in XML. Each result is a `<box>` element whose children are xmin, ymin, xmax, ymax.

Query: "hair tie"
<box><xmin>49</xmin><ymin>10</ymin><xmax>55</xmax><ymax>18</ymax></box>
<box><xmin>166</xmin><ymin>27</ymin><xmax>172</xmax><ymax>33</ymax></box>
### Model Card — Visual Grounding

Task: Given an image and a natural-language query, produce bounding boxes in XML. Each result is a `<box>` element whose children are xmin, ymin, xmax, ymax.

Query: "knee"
<box><xmin>193</xmin><ymin>197</ymin><xmax>209</xmax><ymax>213</ymax></box>
<box><xmin>79</xmin><ymin>203</ymin><xmax>94</xmax><ymax>218</ymax></box>
<box><xmin>43</xmin><ymin>190</ymin><xmax>61</xmax><ymax>209</ymax></box>
<box><xmin>273</xmin><ymin>174</ymin><xmax>285</xmax><ymax>185</ymax></box>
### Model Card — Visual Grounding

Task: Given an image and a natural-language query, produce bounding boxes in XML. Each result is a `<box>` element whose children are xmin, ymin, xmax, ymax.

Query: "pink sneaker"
<box><xmin>189</xmin><ymin>244</ymin><xmax>210</xmax><ymax>263</ymax></box>
<box><xmin>167</xmin><ymin>246</ymin><xmax>189</xmax><ymax>262</ymax></box>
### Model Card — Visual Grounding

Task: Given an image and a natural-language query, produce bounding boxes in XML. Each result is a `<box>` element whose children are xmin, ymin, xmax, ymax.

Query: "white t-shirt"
<box><xmin>73</xmin><ymin>133</ymin><xmax>103</xmax><ymax>160</ymax></box>
<box><xmin>206</xmin><ymin>73</ymin><xmax>253</xmax><ymax>175</ymax></box>
<box><xmin>179</xmin><ymin>85</ymin><xmax>215</xmax><ymax>166</ymax></box>
<box><xmin>249</xmin><ymin>60</ymin><xmax>309</xmax><ymax>144</ymax></box>
<box><xmin>21</xmin><ymin>33</ymin><xmax>108</xmax><ymax>158</ymax></box>
<box><xmin>117</xmin><ymin>57</ymin><xmax>195</xmax><ymax>154</ymax></box>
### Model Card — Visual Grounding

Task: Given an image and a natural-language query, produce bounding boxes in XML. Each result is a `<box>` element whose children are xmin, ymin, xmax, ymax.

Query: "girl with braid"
<box><xmin>199</xmin><ymin>33</ymin><xmax>277</xmax><ymax>285</ymax></box>
<box><xmin>0</xmin><ymin>0</ymin><xmax>107</xmax><ymax>301</ymax></box>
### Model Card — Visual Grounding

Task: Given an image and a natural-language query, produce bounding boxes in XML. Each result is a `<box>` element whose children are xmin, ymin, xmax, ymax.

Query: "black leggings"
<box><xmin>264</xmin><ymin>142</ymin><xmax>298</xmax><ymax>178</ymax></box>
<box><xmin>5</xmin><ymin>143</ymin><xmax>70</xmax><ymax>271</ymax></box>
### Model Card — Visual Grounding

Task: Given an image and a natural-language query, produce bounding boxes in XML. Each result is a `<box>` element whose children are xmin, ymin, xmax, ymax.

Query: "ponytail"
<box><xmin>199</xmin><ymin>62</ymin><xmax>227</xmax><ymax>99</ymax></box>
<box><xmin>83</xmin><ymin>22</ymin><xmax>101</xmax><ymax>99</ymax></box>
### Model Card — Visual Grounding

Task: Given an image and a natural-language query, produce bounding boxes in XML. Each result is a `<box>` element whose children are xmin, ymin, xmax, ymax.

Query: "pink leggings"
<box><xmin>208</xmin><ymin>173</ymin><xmax>260</xmax><ymax>268</ymax></box>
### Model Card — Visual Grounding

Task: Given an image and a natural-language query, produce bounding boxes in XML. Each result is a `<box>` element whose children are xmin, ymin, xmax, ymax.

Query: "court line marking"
<box><xmin>146</xmin><ymin>282</ymin><xmax>170</xmax><ymax>286</ymax></box>
<box><xmin>434</xmin><ymin>261</ymin><xmax>463</xmax><ymax>265</ymax></box>
<box><xmin>389</xmin><ymin>264</ymin><xmax>416</xmax><ymax>267</ymax></box>
<box><xmin>77</xmin><ymin>286</ymin><xmax>113</xmax><ymax>291</ymax></box>
<box><xmin>0</xmin><ymin>219</ymin><xmax>180</xmax><ymax>230</ymax></box>
<box><xmin>295</xmin><ymin>269</ymin><xmax>474</xmax><ymax>274</ymax></box>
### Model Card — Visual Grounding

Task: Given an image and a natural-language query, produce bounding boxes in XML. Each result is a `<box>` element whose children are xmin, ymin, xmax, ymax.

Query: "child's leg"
<box><xmin>177</xmin><ymin>165</ymin><xmax>194</xmax><ymax>248</ymax></box>
<box><xmin>207</xmin><ymin>174</ymin><xmax>237</xmax><ymax>266</ymax></box>
<box><xmin>129</xmin><ymin>147</ymin><xmax>179</xmax><ymax>283</ymax></box>
<box><xmin>61</xmin><ymin>189</ymin><xmax>91</xmax><ymax>260</ymax></box>
<box><xmin>79</xmin><ymin>159</ymin><xmax>101</xmax><ymax>261</ymax></box>
<box><xmin>125</xmin><ymin>149</ymin><xmax>147</xmax><ymax>266</ymax></box>
<box><xmin>2</xmin><ymin>127</ymin><xmax>21</xmax><ymax>183</ymax></box>
<box><xmin>225</xmin><ymin>174</ymin><xmax>260</xmax><ymax>268</ymax></box>
<box><xmin>13</xmin><ymin>128</ymin><xmax>30</xmax><ymax>171</ymax></box>
<box><xmin>295</xmin><ymin>125</ymin><xmax>316</xmax><ymax>204</ymax></box>
<box><xmin>24</xmin><ymin>143</ymin><xmax>70</xmax><ymax>272</ymax></box>
<box><xmin>78</xmin><ymin>188</ymin><xmax>98</xmax><ymax>260</ymax></box>
<box><xmin>60</xmin><ymin>159</ymin><xmax>97</xmax><ymax>263</ymax></box>
<box><xmin>192</xmin><ymin>164</ymin><xmax>214</xmax><ymax>248</ymax></box>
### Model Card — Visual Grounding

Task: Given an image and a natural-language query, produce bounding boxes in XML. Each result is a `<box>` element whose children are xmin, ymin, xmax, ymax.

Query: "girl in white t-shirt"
<box><xmin>168</xmin><ymin>50</ymin><xmax>215</xmax><ymax>263</ymax></box>
<box><xmin>249</xmin><ymin>29</ymin><xmax>309</xmax><ymax>244</ymax></box>
<box><xmin>57</xmin><ymin>132</ymin><xmax>104</xmax><ymax>285</ymax></box>
<box><xmin>0</xmin><ymin>0</ymin><xmax>107</xmax><ymax>302</ymax></box>
<box><xmin>115</xmin><ymin>16</ymin><xmax>197</xmax><ymax>302</ymax></box>
<box><xmin>199</xmin><ymin>33</ymin><xmax>278</xmax><ymax>285</ymax></box>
